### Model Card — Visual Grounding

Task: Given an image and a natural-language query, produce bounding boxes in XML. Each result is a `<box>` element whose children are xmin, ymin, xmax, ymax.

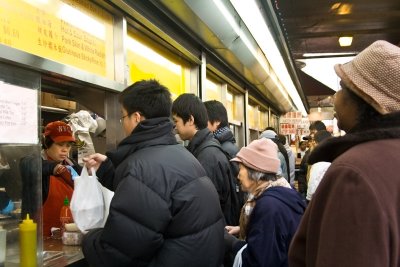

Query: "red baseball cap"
<box><xmin>44</xmin><ymin>121</ymin><xmax>75</xmax><ymax>143</ymax></box>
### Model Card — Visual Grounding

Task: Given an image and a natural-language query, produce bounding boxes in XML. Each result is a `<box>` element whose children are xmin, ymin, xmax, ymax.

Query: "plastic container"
<box><xmin>19</xmin><ymin>214</ymin><xmax>37</xmax><ymax>267</ymax></box>
<box><xmin>0</xmin><ymin>225</ymin><xmax>6</xmax><ymax>266</ymax></box>
<box><xmin>60</xmin><ymin>196</ymin><xmax>73</xmax><ymax>239</ymax></box>
<box><xmin>62</xmin><ymin>231</ymin><xmax>83</xmax><ymax>246</ymax></box>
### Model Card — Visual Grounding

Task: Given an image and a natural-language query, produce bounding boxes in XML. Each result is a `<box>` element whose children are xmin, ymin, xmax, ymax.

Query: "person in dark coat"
<box><xmin>204</xmin><ymin>100</ymin><xmax>239</xmax><ymax>158</ymax></box>
<box><xmin>204</xmin><ymin>99</ymin><xmax>245</xmax><ymax>213</ymax></box>
<box><xmin>82</xmin><ymin>80</ymin><xmax>224</xmax><ymax>267</ymax></box>
<box><xmin>172</xmin><ymin>94</ymin><xmax>239</xmax><ymax>226</ymax></box>
<box><xmin>224</xmin><ymin>138</ymin><xmax>306</xmax><ymax>267</ymax></box>
<box><xmin>204</xmin><ymin>99</ymin><xmax>245</xmax><ymax>266</ymax></box>
<box><xmin>289</xmin><ymin>40</ymin><xmax>400</xmax><ymax>267</ymax></box>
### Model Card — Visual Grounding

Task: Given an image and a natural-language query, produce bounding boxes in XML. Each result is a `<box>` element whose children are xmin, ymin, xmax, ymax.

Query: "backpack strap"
<box><xmin>193</xmin><ymin>139</ymin><xmax>243</xmax><ymax>225</ymax></box>
<box><xmin>193</xmin><ymin>139</ymin><xmax>224</xmax><ymax>158</ymax></box>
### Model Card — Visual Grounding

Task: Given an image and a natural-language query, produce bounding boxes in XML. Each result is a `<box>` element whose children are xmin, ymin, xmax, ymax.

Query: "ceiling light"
<box><xmin>57</xmin><ymin>3</ymin><xmax>105</xmax><ymax>40</ymax></box>
<box><xmin>331</xmin><ymin>3</ymin><xmax>352</xmax><ymax>15</ymax></box>
<box><xmin>339</xmin><ymin>36</ymin><xmax>353</xmax><ymax>47</ymax></box>
<box><xmin>302</xmin><ymin>52</ymin><xmax>356</xmax><ymax>58</ymax></box>
<box><xmin>229</xmin><ymin>0</ymin><xmax>307</xmax><ymax>115</ymax></box>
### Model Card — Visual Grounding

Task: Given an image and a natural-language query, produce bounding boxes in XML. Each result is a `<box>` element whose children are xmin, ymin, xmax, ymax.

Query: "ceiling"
<box><xmin>264</xmin><ymin>0</ymin><xmax>400</xmax><ymax>108</ymax></box>
<box><xmin>121</xmin><ymin>0</ymin><xmax>400</xmax><ymax>113</ymax></box>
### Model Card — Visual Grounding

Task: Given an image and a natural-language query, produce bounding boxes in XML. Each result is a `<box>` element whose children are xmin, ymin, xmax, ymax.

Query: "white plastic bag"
<box><xmin>70</xmin><ymin>166</ymin><xmax>104</xmax><ymax>233</ymax></box>
<box><xmin>101</xmin><ymin>184</ymin><xmax>114</xmax><ymax>224</ymax></box>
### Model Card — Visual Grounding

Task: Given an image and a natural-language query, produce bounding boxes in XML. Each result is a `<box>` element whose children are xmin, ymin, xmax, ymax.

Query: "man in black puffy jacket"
<box><xmin>82</xmin><ymin>80</ymin><xmax>224</xmax><ymax>267</ymax></box>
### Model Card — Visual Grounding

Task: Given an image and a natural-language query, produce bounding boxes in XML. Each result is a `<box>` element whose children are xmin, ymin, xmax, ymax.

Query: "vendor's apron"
<box><xmin>42</xmin><ymin>176</ymin><xmax>73</xmax><ymax>237</ymax></box>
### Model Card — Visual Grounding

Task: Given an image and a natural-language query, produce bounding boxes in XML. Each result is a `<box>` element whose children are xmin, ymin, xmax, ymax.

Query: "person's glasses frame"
<box><xmin>119</xmin><ymin>111</ymin><xmax>143</xmax><ymax>124</ymax></box>
<box><xmin>119</xmin><ymin>114</ymin><xmax>129</xmax><ymax>124</ymax></box>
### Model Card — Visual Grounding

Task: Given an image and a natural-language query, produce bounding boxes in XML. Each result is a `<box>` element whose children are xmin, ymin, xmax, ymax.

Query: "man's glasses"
<box><xmin>119</xmin><ymin>114</ymin><xmax>129</xmax><ymax>124</ymax></box>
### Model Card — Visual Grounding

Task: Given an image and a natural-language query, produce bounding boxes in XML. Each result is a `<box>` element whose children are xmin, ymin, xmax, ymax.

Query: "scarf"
<box><xmin>213</xmin><ymin>126</ymin><xmax>236</xmax><ymax>143</ymax></box>
<box><xmin>238</xmin><ymin>176</ymin><xmax>291</xmax><ymax>240</ymax></box>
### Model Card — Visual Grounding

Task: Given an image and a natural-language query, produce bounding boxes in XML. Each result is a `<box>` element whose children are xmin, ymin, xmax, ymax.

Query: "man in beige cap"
<box><xmin>289</xmin><ymin>40</ymin><xmax>400</xmax><ymax>267</ymax></box>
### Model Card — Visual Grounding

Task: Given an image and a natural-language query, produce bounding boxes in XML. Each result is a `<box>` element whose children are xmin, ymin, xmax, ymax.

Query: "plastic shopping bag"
<box><xmin>101</xmin><ymin>185</ymin><xmax>114</xmax><ymax>224</ymax></box>
<box><xmin>70</xmin><ymin>166</ymin><xmax>104</xmax><ymax>233</ymax></box>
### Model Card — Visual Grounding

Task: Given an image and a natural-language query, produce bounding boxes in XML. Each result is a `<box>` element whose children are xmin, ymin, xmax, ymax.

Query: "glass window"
<box><xmin>126</xmin><ymin>33</ymin><xmax>191</xmax><ymax>99</ymax></box>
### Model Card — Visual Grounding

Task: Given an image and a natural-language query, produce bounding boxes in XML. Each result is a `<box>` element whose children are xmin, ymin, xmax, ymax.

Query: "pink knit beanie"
<box><xmin>231</xmin><ymin>138</ymin><xmax>280</xmax><ymax>173</ymax></box>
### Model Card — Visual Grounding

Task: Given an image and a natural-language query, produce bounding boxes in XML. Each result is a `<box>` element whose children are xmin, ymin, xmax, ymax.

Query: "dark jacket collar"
<box><xmin>309</xmin><ymin>114</ymin><xmax>400</xmax><ymax>164</ymax></box>
<box><xmin>187</xmin><ymin>128</ymin><xmax>215</xmax><ymax>154</ymax></box>
<box><xmin>106</xmin><ymin>117</ymin><xmax>177</xmax><ymax>166</ymax></box>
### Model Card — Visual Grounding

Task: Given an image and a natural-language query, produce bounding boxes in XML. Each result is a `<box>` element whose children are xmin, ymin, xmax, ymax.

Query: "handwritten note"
<box><xmin>0</xmin><ymin>82</ymin><xmax>38</xmax><ymax>144</ymax></box>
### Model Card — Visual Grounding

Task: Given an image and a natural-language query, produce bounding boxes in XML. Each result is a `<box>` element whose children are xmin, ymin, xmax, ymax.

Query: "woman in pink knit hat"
<box><xmin>224</xmin><ymin>138</ymin><xmax>306</xmax><ymax>267</ymax></box>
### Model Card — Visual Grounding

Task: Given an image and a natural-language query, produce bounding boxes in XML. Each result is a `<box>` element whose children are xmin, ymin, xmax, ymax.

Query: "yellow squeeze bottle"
<box><xmin>19</xmin><ymin>214</ymin><xmax>37</xmax><ymax>267</ymax></box>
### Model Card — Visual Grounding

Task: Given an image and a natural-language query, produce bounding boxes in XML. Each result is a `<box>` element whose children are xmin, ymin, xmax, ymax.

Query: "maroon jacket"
<box><xmin>289</xmin><ymin>124</ymin><xmax>400</xmax><ymax>267</ymax></box>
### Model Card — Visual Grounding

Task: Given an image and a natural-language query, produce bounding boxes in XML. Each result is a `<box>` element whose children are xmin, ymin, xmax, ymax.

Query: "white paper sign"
<box><xmin>0</xmin><ymin>82</ymin><xmax>38</xmax><ymax>144</ymax></box>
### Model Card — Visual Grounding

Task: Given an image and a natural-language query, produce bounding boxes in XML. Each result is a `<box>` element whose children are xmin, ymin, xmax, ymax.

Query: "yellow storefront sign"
<box><xmin>0</xmin><ymin>0</ymin><xmax>114</xmax><ymax>79</ymax></box>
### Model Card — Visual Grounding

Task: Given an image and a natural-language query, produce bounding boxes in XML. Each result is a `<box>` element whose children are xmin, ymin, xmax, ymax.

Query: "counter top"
<box><xmin>43</xmin><ymin>238</ymin><xmax>85</xmax><ymax>267</ymax></box>
<box><xmin>4</xmin><ymin>229</ymin><xmax>87</xmax><ymax>267</ymax></box>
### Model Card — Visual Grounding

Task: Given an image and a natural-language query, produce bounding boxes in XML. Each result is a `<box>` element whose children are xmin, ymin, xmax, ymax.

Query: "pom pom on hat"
<box><xmin>231</xmin><ymin>138</ymin><xmax>280</xmax><ymax>174</ymax></box>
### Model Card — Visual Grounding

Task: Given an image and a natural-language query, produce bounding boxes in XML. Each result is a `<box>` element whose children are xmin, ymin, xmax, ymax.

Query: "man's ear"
<box><xmin>188</xmin><ymin>115</ymin><xmax>195</xmax><ymax>126</ymax></box>
<box><xmin>131</xmin><ymin>111</ymin><xmax>145</xmax><ymax>123</ymax></box>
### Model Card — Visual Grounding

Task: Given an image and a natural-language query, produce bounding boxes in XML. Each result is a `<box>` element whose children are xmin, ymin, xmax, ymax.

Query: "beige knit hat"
<box><xmin>334</xmin><ymin>40</ymin><xmax>400</xmax><ymax>114</ymax></box>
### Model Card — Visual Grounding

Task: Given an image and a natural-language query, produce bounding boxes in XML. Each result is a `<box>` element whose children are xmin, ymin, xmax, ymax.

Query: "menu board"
<box><xmin>280</xmin><ymin>111</ymin><xmax>310</xmax><ymax>135</ymax></box>
<box><xmin>0</xmin><ymin>0</ymin><xmax>114</xmax><ymax>79</ymax></box>
<box><xmin>0</xmin><ymin>82</ymin><xmax>38</xmax><ymax>144</ymax></box>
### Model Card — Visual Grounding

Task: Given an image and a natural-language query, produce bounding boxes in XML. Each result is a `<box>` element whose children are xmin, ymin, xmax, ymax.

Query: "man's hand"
<box><xmin>83</xmin><ymin>153</ymin><xmax>107</xmax><ymax>171</ymax></box>
<box><xmin>224</xmin><ymin>229</ymin><xmax>239</xmax><ymax>252</ymax></box>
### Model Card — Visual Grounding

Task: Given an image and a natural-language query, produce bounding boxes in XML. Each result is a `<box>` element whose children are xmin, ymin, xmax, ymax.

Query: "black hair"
<box><xmin>277</xmin><ymin>134</ymin><xmax>287</xmax><ymax>145</ymax></box>
<box><xmin>314</xmin><ymin>130</ymin><xmax>332</xmax><ymax>144</ymax></box>
<box><xmin>172</xmin><ymin>93</ymin><xmax>208</xmax><ymax>129</ymax></box>
<box><xmin>203</xmin><ymin>100</ymin><xmax>229</xmax><ymax>128</ymax></box>
<box><xmin>264</xmin><ymin>126</ymin><xmax>277</xmax><ymax>132</ymax></box>
<box><xmin>309</xmin><ymin>121</ymin><xmax>326</xmax><ymax>131</ymax></box>
<box><xmin>119</xmin><ymin>79</ymin><xmax>172</xmax><ymax>119</ymax></box>
<box><xmin>42</xmin><ymin>136</ymin><xmax>54</xmax><ymax>149</ymax></box>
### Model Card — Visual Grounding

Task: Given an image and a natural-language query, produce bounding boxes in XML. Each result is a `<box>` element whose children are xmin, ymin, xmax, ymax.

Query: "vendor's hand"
<box><xmin>224</xmin><ymin>229</ymin><xmax>239</xmax><ymax>252</ymax></box>
<box><xmin>225</xmin><ymin>225</ymin><xmax>240</xmax><ymax>235</ymax></box>
<box><xmin>83</xmin><ymin>153</ymin><xmax>107</xmax><ymax>171</ymax></box>
<box><xmin>54</xmin><ymin>164</ymin><xmax>73</xmax><ymax>186</ymax></box>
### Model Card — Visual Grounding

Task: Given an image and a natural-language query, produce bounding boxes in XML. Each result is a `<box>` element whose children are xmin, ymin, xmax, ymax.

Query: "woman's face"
<box><xmin>333</xmin><ymin>85</ymin><xmax>359</xmax><ymax>132</ymax></box>
<box><xmin>237</xmin><ymin>163</ymin><xmax>256</xmax><ymax>193</ymax></box>
<box><xmin>46</xmin><ymin>142</ymin><xmax>72</xmax><ymax>162</ymax></box>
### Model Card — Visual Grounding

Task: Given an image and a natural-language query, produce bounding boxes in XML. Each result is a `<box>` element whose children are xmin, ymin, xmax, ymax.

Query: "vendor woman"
<box><xmin>20</xmin><ymin>121</ymin><xmax>81</xmax><ymax>237</ymax></box>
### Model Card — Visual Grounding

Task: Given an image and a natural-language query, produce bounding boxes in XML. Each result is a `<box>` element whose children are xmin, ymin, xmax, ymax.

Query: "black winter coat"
<box><xmin>188</xmin><ymin>128</ymin><xmax>237</xmax><ymax>225</ymax></box>
<box><xmin>82</xmin><ymin>118</ymin><xmax>225</xmax><ymax>267</ymax></box>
